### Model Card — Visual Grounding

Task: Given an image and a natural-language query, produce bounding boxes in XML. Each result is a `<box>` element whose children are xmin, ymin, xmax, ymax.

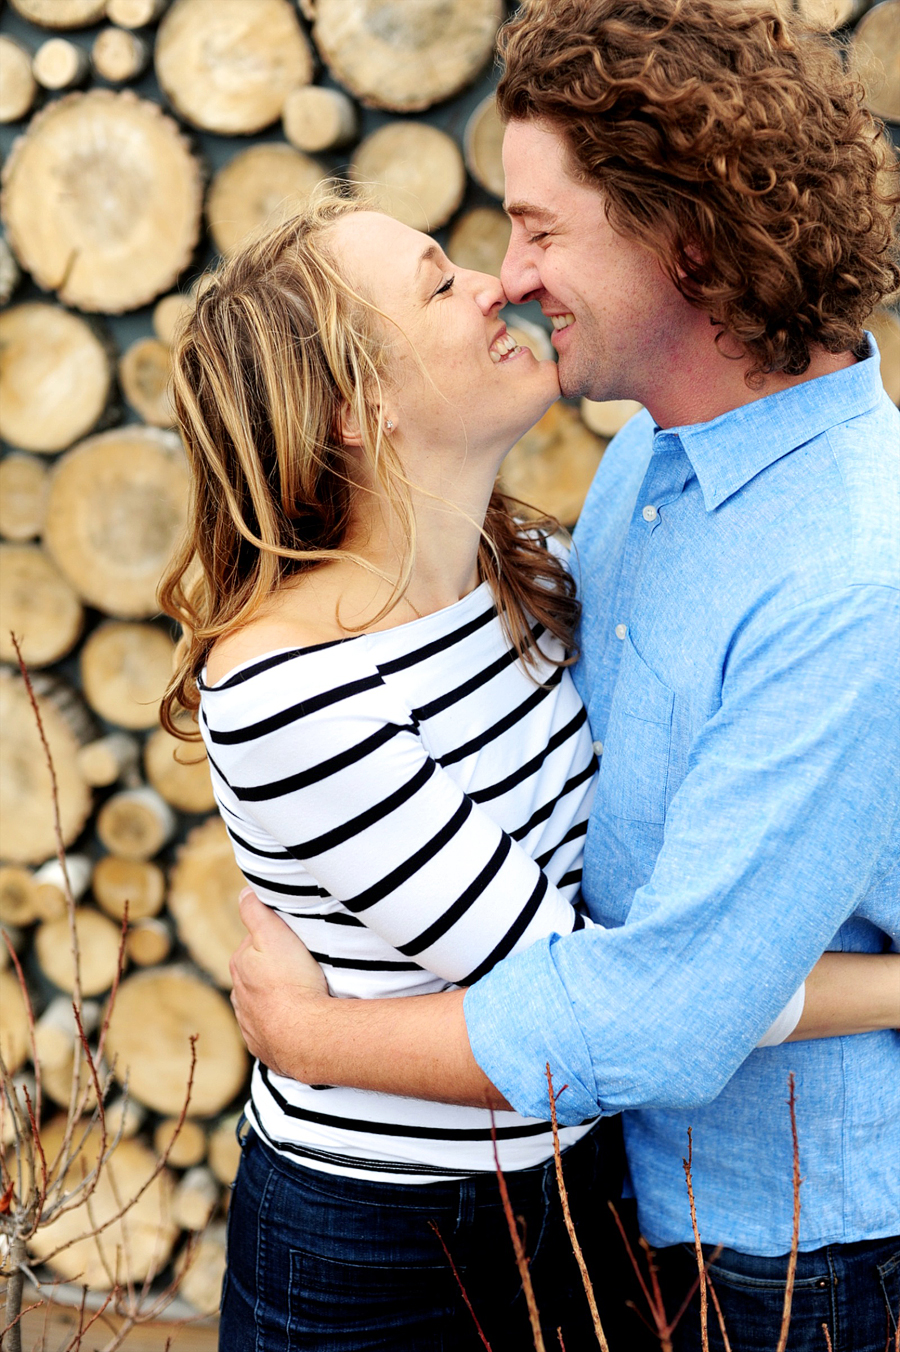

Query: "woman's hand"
<box><xmin>229</xmin><ymin>889</ymin><xmax>330</xmax><ymax>1078</ymax></box>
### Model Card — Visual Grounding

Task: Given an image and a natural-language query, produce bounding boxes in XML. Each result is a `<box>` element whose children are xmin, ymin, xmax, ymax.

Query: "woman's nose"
<box><xmin>472</xmin><ymin>271</ymin><xmax>507</xmax><ymax>315</ymax></box>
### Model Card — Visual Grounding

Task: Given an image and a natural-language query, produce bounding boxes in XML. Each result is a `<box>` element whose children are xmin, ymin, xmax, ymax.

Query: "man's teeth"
<box><xmin>550</xmin><ymin>314</ymin><xmax>575</xmax><ymax>330</ymax></box>
<box><xmin>489</xmin><ymin>332</ymin><xmax>521</xmax><ymax>363</ymax></box>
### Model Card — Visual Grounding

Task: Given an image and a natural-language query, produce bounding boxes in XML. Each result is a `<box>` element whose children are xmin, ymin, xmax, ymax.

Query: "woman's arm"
<box><xmin>787</xmin><ymin>951</ymin><xmax>900</xmax><ymax>1041</ymax></box>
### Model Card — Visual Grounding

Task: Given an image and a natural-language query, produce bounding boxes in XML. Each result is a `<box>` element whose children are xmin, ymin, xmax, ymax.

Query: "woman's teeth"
<box><xmin>489</xmin><ymin>333</ymin><xmax>521</xmax><ymax>363</ymax></box>
<box><xmin>550</xmin><ymin>314</ymin><xmax>575</xmax><ymax>330</ymax></box>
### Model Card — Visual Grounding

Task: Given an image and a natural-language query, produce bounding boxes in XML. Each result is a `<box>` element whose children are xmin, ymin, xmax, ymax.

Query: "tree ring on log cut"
<box><xmin>851</xmin><ymin>1</ymin><xmax>900</xmax><ymax>123</ymax></box>
<box><xmin>0</xmin><ymin>304</ymin><xmax>114</xmax><ymax>454</ymax></box>
<box><xmin>282</xmin><ymin>85</ymin><xmax>358</xmax><ymax>153</ymax></box>
<box><xmin>43</xmin><ymin>428</ymin><xmax>189</xmax><ymax>619</ymax></box>
<box><xmin>1</xmin><ymin>90</ymin><xmax>202</xmax><ymax>313</ymax></box>
<box><xmin>0</xmin><ymin>969</ymin><xmax>31</xmax><ymax>1075</ymax></box>
<box><xmin>105</xmin><ymin>964</ymin><xmax>249</xmax><ymax>1115</ymax></box>
<box><xmin>168</xmin><ymin>817</ymin><xmax>247</xmax><ymax>989</ymax></box>
<box><xmin>351</xmin><ymin>122</ymin><xmax>466</xmax><ymax>232</ymax></box>
<box><xmin>0</xmin><ymin>38</ymin><xmax>37</xmax><ymax>125</ymax></box>
<box><xmin>33</xmin><ymin>38</ymin><xmax>90</xmax><ymax>91</ymax></box>
<box><xmin>96</xmin><ymin>786</ymin><xmax>176</xmax><ymax>860</ymax></box>
<box><xmin>0</xmin><ymin>668</ymin><xmax>93</xmax><ymax>866</ymax></box>
<box><xmin>10</xmin><ymin>0</ymin><xmax>108</xmax><ymax>27</ymax></box>
<box><xmin>153</xmin><ymin>291</ymin><xmax>193</xmax><ymax>347</ymax></box>
<box><xmin>0</xmin><ymin>454</ymin><xmax>49</xmax><ymax>541</ymax></box>
<box><xmin>501</xmin><ymin>402</ymin><xmax>606</xmax><ymax>528</ymax></box>
<box><xmin>177</xmin><ymin>1221</ymin><xmax>227</xmax><ymax>1314</ymax></box>
<box><xmin>580</xmin><ymin>398</ymin><xmax>644</xmax><ymax>439</ymax></box>
<box><xmin>80</xmin><ymin>620</ymin><xmax>176</xmax><ymax>729</ymax></box>
<box><xmin>26</xmin><ymin>1118</ymin><xmax>177</xmax><ymax>1288</ymax></box>
<box><xmin>92</xmin><ymin>854</ymin><xmax>166</xmax><ymax>921</ymax></box>
<box><xmin>107</xmin><ymin>0</ymin><xmax>172</xmax><ymax>27</ymax></box>
<box><xmin>155</xmin><ymin>0</ymin><xmax>314</xmax><ymax>135</ymax></box>
<box><xmin>35</xmin><ymin>905</ymin><xmax>123</xmax><ymax>995</ymax></box>
<box><xmin>464</xmin><ymin>94</ymin><xmax>505</xmax><ymax>199</ymax></box>
<box><xmin>448</xmin><ymin>208</ymin><xmax>511</xmax><ymax>279</ymax></box>
<box><xmin>0</xmin><ymin>544</ymin><xmax>84</xmax><ymax>669</ymax></box>
<box><xmin>145</xmin><ymin>723</ymin><xmax>216</xmax><ymax>814</ymax></box>
<box><xmin>92</xmin><ymin>27</ymin><xmax>150</xmax><ymax>84</ymax></box>
<box><xmin>119</xmin><ymin>336</ymin><xmax>175</xmax><ymax>426</ymax></box>
<box><xmin>311</xmin><ymin>0</ymin><xmax>503</xmax><ymax>112</ymax></box>
<box><xmin>207</xmin><ymin>144</ymin><xmax>326</xmax><ymax>257</ymax></box>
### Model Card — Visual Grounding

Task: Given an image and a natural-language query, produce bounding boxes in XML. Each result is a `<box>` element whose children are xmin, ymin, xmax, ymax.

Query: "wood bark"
<box><xmin>580</xmin><ymin>397</ymin><xmax>644</xmax><ymax>439</ymax></box>
<box><xmin>177</xmin><ymin>1222</ymin><xmax>227</xmax><ymax>1315</ymax></box>
<box><xmin>10</xmin><ymin>0</ymin><xmax>108</xmax><ymax>27</ymax></box>
<box><xmin>0</xmin><ymin>304</ymin><xmax>114</xmax><ymax>455</ymax></box>
<box><xmin>0</xmin><ymin>544</ymin><xmax>84</xmax><ymax>669</ymax></box>
<box><xmin>448</xmin><ymin>207</ymin><xmax>511</xmax><ymax>279</ymax></box>
<box><xmin>77</xmin><ymin>732</ymin><xmax>141</xmax><ymax>787</ymax></box>
<box><xmin>851</xmin><ymin>1</ymin><xmax>900</xmax><ymax>122</ymax></box>
<box><xmin>80</xmin><ymin>620</ymin><xmax>176</xmax><ymax>730</ymax></box>
<box><xmin>27</xmin><ymin>1117</ymin><xmax>177</xmax><ymax>1288</ymax></box>
<box><xmin>105</xmin><ymin>1093</ymin><xmax>147</xmax><ymax>1140</ymax></box>
<box><xmin>43</xmin><ymin>428</ymin><xmax>190</xmax><ymax>620</ymax></box>
<box><xmin>154</xmin><ymin>1115</ymin><xmax>207</xmax><ymax>1168</ymax></box>
<box><xmin>32</xmin><ymin>853</ymin><xmax>93</xmax><ymax>921</ymax></box>
<box><xmin>118</xmin><ymin>337</ymin><xmax>175</xmax><ymax>426</ymax></box>
<box><xmin>92</xmin><ymin>854</ymin><xmax>166</xmax><ymax>921</ymax></box>
<box><xmin>1</xmin><ymin>90</ymin><xmax>203</xmax><ymax>313</ymax></box>
<box><xmin>283</xmin><ymin>85</ymin><xmax>358</xmax><ymax>153</ymax></box>
<box><xmin>464</xmin><ymin>94</ymin><xmax>505</xmax><ymax>200</ymax></box>
<box><xmin>167</xmin><ymin>817</ymin><xmax>247</xmax><ymax>988</ymax></box>
<box><xmin>92</xmin><ymin>27</ymin><xmax>150</xmax><ymax>83</ymax></box>
<box><xmin>0</xmin><ymin>37</ymin><xmax>37</xmax><ymax>124</ymax></box>
<box><xmin>155</xmin><ymin>0</ymin><xmax>314</xmax><ymax>135</ymax></box>
<box><xmin>33</xmin><ymin>38</ymin><xmax>90</xmax><ymax>91</ymax></box>
<box><xmin>106</xmin><ymin>0</ymin><xmax>171</xmax><ymax>26</ymax></box>
<box><xmin>207</xmin><ymin>144</ymin><xmax>326</xmax><ymax>257</ymax></box>
<box><xmin>35</xmin><ymin>905</ymin><xmax>123</xmax><ymax>995</ymax></box>
<box><xmin>96</xmin><ymin>786</ymin><xmax>177</xmax><ymax>860</ymax></box>
<box><xmin>0</xmin><ymin>233</ymin><xmax>22</xmax><ymax>305</ymax></box>
<box><xmin>152</xmin><ymin>291</ymin><xmax>193</xmax><ymax>347</ymax></box>
<box><xmin>34</xmin><ymin>994</ymin><xmax>99</xmax><ymax>1072</ymax></box>
<box><xmin>351</xmin><ymin>122</ymin><xmax>466</xmax><ymax>231</ymax></box>
<box><xmin>104</xmin><ymin>964</ymin><xmax>249</xmax><ymax>1115</ymax></box>
<box><xmin>0</xmin><ymin>453</ymin><xmax>50</xmax><ymax>541</ymax></box>
<box><xmin>0</xmin><ymin>669</ymin><xmax>93</xmax><ymax>867</ymax></box>
<box><xmin>144</xmin><ymin>725</ymin><xmax>216</xmax><ymax>814</ymax></box>
<box><xmin>310</xmin><ymin>0</ymin><xmax>502</xmax><ymax>112</ymax></box>
<box><xmin>500</xmin><ymin>402</ymin><xmax>606</xmax><ymax>527</ymax></box>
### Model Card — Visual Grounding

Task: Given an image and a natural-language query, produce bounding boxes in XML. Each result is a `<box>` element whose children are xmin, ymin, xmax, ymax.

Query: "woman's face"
<box><xmin>329</xmin><ymin>212</ymin><xmax>560</xmax><ymax>469</ymax></box>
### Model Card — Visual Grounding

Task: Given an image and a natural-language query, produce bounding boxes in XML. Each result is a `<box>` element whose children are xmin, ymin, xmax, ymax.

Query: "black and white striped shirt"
<box><xmin>199</xmin><ymin>575</ymin><xmax>600</xmax><ymax>1181</ymax></box>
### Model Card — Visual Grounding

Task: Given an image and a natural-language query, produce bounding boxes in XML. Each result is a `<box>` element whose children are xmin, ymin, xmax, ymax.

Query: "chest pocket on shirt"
<box><xmin>598</xmin><ymin>635</ymin><xmax>674</xmax><ymax>825</ymax></box>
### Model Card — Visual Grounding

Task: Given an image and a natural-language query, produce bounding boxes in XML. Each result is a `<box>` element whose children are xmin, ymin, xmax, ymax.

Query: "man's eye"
<box><xmin>434</xmin><ymin>275</ymin><xmax>455</xmax><ymax>296</ymax></box>
<box><xmin>528</xmin><ymin>232</ymin><xmax>549</xmax><ymax>245</ymax></box>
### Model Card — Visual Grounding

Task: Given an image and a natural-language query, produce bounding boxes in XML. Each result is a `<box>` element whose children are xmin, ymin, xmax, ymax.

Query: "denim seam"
<box><xmin>876</xmin><ymin>1251</ymin><xmax>900</xmax><ymax>1335</ymax></box>
<box><xmin>255</xmin><ymin>1152</ymin><xmax>279</xmax><ymax>1352</ymax></box>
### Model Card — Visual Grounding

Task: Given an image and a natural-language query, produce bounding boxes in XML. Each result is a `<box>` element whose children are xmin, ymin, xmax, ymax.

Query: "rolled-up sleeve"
<box><xmin>464</xmin><ymin>584</ymin><xmax>900</xmax><ymax>1124</ymax></box>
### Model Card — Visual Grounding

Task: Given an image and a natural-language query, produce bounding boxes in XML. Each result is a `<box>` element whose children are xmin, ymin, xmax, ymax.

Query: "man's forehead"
<box><xmin>503</xmin><ymin>199</ymin><xmax>559</xmax><ymax>223</ymax></box>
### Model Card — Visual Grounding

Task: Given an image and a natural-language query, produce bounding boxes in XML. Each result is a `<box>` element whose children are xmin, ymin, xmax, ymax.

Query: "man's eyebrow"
<box><xmin>503</xmin><ymin>201</ymin><xmax>557</xmax><ymax>222</ymax></box>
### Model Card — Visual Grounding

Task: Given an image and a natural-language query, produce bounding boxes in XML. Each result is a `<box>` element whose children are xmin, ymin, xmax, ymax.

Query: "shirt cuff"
<box><xmin>755</xmin><ymin>982</ymin><xmax>805</xmax><ymax>1047</ymax></box>
<box><xmin>463</xmin><ymin>934</ymin><xmax>603</xmax><ymax>1125</ymax></box>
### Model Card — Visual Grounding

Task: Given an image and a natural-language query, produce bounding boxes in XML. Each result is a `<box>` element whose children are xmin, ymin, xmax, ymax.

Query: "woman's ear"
<box><xmin>336</xmin><ymin>400</ymin><xmax>364</xmax><ymax>449</ymax></box>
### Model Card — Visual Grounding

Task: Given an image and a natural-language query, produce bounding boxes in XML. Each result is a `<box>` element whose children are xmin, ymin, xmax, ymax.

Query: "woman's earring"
<box><xmin>385</xmin><ymin>419</ymin><xmax>394</xmax><ymax>431</ymax></box>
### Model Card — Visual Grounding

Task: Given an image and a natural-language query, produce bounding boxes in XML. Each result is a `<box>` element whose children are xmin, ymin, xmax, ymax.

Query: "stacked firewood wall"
<box><xmin>0</xmin><ymin>0</ymin><xmax>898</xmax><ymax>1318</ymax></box>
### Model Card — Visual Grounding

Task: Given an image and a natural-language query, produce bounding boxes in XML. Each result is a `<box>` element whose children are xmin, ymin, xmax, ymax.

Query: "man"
<box><xmin>232</xmin><ymin>1</ymin><xmax>900</xmax><ymax>1345</ymax></box>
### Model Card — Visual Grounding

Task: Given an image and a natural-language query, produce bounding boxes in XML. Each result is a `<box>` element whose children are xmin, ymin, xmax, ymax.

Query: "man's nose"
<box><xmin>500</xmin><ymin>235</ymin><xmax>541</xmax><ymax>305</ymax></box>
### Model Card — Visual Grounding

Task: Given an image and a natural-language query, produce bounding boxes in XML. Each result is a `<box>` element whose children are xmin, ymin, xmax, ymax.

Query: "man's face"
<box><xmin>500</xmin><ymin>119</ymin><xmax>690</xmax><ymax>405</ymax></box>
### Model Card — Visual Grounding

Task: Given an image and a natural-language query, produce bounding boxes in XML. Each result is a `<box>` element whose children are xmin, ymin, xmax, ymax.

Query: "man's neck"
<box><xmin>644</xmin><ymin>333</ymin><xmax>859</xmax><ymax>431</ymax></box>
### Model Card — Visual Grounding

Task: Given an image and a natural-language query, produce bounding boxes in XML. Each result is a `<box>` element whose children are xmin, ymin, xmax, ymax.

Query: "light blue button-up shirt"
<box><xmin>465</xmin><ymin>338</ymin><xmax>900</xmax><ymax>1254</ymax></box>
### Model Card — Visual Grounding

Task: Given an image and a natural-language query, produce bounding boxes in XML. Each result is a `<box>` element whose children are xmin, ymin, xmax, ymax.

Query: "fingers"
<box><xmin>238</xmin><ymin>889</ymin><xmax>291</xmax><ymax>947</ymax></box>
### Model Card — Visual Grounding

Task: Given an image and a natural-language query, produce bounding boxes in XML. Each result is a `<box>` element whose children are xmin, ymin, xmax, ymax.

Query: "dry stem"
<box><xmin>775</xmin><ymin>1072</ymin><xmax>802</xmax><ymax>1352</ymax></box>
<box><xmin>683</xmin><ymin>1128</ymin><xmax>709</xmax><ymax>1352</ymax></box>
<box><xmin>428</xmin><ymin>1221</ymin><xmax>492</xmax><ymax>1351</ymax></box>
<box><xmin>491</xmin><ymin>1114</ymin><xmax>546</xmax><ymax>1352</ymax></box>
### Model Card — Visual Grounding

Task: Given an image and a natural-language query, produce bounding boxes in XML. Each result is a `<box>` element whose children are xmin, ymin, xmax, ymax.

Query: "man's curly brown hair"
<box><xmin>497</xmin><ymin>0</ymin><xmax>900</xmax><ymax>380</ymax></box>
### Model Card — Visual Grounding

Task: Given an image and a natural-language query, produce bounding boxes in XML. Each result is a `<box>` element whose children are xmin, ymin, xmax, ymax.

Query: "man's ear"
<box><xmin>336</xmin><ymin>400</ymin><xmax>364</xmax><ymax>449</ymax></box>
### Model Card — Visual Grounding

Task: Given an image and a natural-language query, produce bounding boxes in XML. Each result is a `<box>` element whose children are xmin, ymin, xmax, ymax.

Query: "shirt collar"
<box><xmin>653</xmin><ymin>333</ymin><xmax>885</xmax><ymax>512</ymax></box>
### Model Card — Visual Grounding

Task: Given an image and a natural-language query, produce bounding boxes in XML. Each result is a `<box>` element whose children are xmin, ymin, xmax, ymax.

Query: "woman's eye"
<box><xmin>434</xmin><ymin>275</ymin><xmax>455</xmax><ymax>296</ymax></box>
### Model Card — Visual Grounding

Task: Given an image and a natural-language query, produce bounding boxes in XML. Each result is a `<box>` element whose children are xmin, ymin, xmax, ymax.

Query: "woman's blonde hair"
<box><xmin>159</xmin><ymin>185</ymin><xmax>578</xmax><ymax>735</ymax></box>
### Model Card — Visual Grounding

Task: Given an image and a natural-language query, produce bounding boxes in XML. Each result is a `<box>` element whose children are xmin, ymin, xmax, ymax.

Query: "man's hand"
<box><xmin>229</xmin><ymin>889</ymin><xmax>329</xmax><ymax>1079</ymax></box>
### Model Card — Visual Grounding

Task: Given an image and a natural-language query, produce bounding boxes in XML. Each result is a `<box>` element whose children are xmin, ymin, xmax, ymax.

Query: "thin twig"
<box><xmin>705</xmin><ymin>1273</ymin><xmax>732</xmax><ymax>1352</ymax></box>
<box><xmin>683</xmin><ymin>1128</ymin><xmax>709</xmax><ymax>1352</ymax></box>
<box><xmin>545</xmin><ymin>1064</ymin><xmax>609</xmax><ymax>1351</ymax></box>
<box><xmin>428</xmin><ymin>1221</ymin><xmax>492</xmax><ymax>1351</ymax></box>
<box><xmin>775</xmin><ymin>1072</ymin><xmax>802</xmax><ymax>1352</ymax></box>
<box><xmin>491</xmin><ymin>1112</ymin><xmax>546</xmax><ymax>1352</ymax></box>
<box><xmin>820</xmin><ymin>1323</ymin><xmax>833</xmax><ymax>1351</ymax></box>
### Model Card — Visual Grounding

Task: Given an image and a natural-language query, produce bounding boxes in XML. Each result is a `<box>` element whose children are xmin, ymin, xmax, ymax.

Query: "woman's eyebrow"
<box><xmin>414</xmin><ymin>244</ymin><xmax>446</xmax><ymax>277</ymax></box>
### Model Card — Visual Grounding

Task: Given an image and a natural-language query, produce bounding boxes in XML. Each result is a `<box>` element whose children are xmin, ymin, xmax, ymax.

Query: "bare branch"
<box><xmin>490</xmin><ymin>1112</ymin><xmax>546</xmax><ymax>1352</ymax></box>
<box><xmin>775</xmin><ymin>1073</ymin><xmax>802</xmax><ymax>1352</ymax></box>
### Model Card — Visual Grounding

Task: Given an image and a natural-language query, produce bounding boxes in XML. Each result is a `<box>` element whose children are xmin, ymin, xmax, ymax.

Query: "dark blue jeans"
<box><xmin>218</xmin><ymin>1119</ymin><xmax>652</xmax><ymax>1351</ymax></box>
<box><xmin>659</xmin><ymin>1235</ymin><xmax>900</xmax><ymax>1352</ymax></box>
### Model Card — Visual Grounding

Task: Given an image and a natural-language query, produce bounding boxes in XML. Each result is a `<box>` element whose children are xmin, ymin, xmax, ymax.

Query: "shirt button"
<box><xmin>592</xmin><ymin>740</ymin><xmax>604</xmax><ymax>756</ymax></box>
<box><xmin>615</xmin><ymin>623</ymin><xmax>628</xmax><ymax>640</ymax></box>
<box><xmin>642</xmin><ymin>504</ymin><xmax>658</xmax><ymax>522</ymax></box>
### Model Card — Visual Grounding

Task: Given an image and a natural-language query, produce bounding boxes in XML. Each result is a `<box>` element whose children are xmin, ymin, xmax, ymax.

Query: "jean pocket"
<box><xmin>693</xmin><ymin>1246</ymin><xmax>829</xmax><ymax>1294</ymax></box>
<box><xmin>597</xmin><ymin>635</ymin><xmax>673</xmax><ymax>824</ymax></box>
<box><xmin>876</xmin><ymin>1250</ymin><xmax>900</xmax><ymax>1334</ymax></box>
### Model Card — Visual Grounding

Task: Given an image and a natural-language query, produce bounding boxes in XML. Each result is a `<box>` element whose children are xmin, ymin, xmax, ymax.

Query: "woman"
<box><xmin>160</xmin><ymin>188</ymin><xmax>899</xmax><ymax>1351</ymax></box>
